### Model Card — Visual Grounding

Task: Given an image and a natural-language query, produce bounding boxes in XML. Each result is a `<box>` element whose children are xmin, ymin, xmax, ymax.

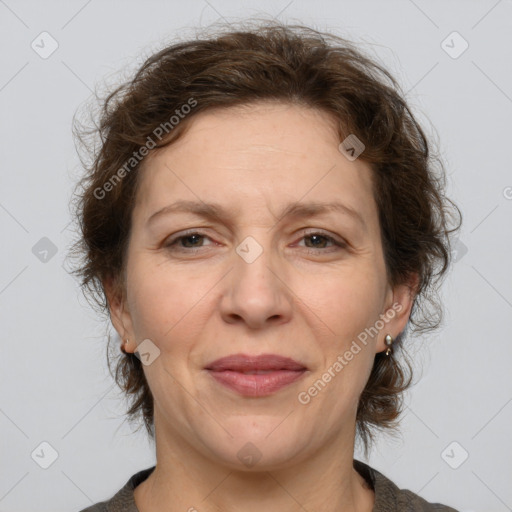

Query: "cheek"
<box><xmin>126</xmin><ymin>258</ymin><xmax>223</xmax><ymax>362</ymax></box>
<box><xmin>294</xmin><ymin>263</ymin><xmax>384</xmax><ymax>404</ymax></box>
<box><xmin>296</xmin><ymin>263</ymin><xmax>386</xmax><ymax>342</ymax></box>
<box><xmin>126</xmin><ymin>256</ymin><xmax>196</xmax><ymax>341</ymax></box>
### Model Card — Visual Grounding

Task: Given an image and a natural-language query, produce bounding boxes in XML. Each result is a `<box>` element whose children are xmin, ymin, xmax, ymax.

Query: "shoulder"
<box><xmin>78</xmin><ymin>504</ymin><xmax>107</xmax><ymax>512</ymax></box>
<box><xmin>76</xmin><ymin>466</ymin><xmax>155</xmax><ymax>512</ymax></box>
<box><xmin>353</xmin><ymin>459</ymin><xmax>460</xmax><ymax>511</ymax></box>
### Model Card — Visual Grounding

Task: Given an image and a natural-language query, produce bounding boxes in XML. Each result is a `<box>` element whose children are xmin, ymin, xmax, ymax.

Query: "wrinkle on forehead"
<box><xmin>132</xmin><ymin>101</ymin><xmax>375</xmax><ymax>235</ymax></box>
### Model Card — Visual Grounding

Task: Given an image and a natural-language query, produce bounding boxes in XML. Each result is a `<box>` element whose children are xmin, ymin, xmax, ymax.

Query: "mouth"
<box><xmin>205</xmin><ymin>353</ymin><xmax>308</xmax><ymax>397</ymax></box>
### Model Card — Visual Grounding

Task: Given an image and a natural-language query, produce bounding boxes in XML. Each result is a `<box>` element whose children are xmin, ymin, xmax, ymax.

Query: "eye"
<box><xmin>296</xmin><ymin>231</ymin><xmax>347</xmax><ymax>254</ymax></box>
<box><xmin>164</xmin><ymin>231</ymin><xmax>214</xmax><ymax>253</ymax></box>
<box><xmin>163</xmin><ymin>230</ymin><xmax>347</xmax><ymax>255</ymax></box>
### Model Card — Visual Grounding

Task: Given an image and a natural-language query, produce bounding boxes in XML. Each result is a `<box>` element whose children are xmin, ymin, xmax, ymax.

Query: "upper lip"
<box><xmin>205</xmin><ymin>353</ymin><xmax>307</xmax><ymax>372</ymax></box>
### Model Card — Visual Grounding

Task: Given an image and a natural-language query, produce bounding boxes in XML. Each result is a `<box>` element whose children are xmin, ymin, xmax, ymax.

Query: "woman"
<box><xmin>71</xmin><ymin>20</ymin><xmax>462</xmax><ymax>511</ymax></box>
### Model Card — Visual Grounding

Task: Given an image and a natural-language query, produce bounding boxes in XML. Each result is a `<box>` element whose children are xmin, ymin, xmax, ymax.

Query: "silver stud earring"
<box><xmin>384</xmin><ymin>334</ymin><xmax>393</xmax><ymax>356</ymax></box>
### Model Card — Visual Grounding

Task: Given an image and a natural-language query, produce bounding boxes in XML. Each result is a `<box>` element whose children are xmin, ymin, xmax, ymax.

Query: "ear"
<box><xmin>376</xmin><ymin>272</ymin><xmax>419</xmax><ymax>353</ymax></box>
<box><xmin>103</xmin><ymin>274</ymin><xmax>136</xmax><ymax>353</ymax></box>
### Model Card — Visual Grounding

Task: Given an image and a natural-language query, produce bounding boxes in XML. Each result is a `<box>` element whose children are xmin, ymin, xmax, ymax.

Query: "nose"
<box><xmin>219</xmin><ymin>239</ymin><xmax>294</xmax><ymax>329</ymax></box>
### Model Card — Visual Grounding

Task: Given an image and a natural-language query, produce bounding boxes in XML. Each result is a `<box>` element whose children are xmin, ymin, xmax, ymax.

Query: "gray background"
<box><xmin>1</xmin><ymin>1</ymin><xmax>511</xmax><ymax>511</ymax></box>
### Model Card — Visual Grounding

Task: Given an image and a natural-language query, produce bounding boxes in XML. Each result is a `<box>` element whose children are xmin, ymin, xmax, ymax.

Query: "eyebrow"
<box><xmin>146</xmin><ymin>199</ymin><xmax>366</xmax><ymax>229</ymax></box>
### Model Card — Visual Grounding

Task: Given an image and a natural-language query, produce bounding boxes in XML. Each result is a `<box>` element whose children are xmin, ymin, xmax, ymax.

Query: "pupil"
<box><xmin>185</xmin><ymin>235</ymin><xmax>201</xmax><ymax>246</ymax></box>
<box><xmin>309</xmin><ymin>235</ymin><xmax>324</xmax><ymax>247</ymax></box>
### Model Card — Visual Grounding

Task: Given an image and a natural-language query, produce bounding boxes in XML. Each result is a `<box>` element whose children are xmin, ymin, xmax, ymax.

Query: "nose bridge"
<box><xmin>220</xmin><ymin>231</ymin><xmax>292</xmax><ymax>327</ymax></box>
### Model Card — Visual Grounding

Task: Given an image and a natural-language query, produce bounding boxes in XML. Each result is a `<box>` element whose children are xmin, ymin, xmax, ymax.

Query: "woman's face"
<box><xmin>108</xmin><ymin>101</ymin><xmax>414</xmax><ymax>470</ymax></box>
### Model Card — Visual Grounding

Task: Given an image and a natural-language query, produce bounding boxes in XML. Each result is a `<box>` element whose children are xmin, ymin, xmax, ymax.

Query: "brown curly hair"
<box><xmin>68</xmin><ymin>20</ymin><xmax>462</xmax><ymax>455</ymax></box>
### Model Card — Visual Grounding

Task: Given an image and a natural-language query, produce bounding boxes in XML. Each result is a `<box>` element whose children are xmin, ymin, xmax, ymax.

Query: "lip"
<box><xmin>205</xmin><ymin>353</ymin><xmax>308</xmax><ymax>397</ymax></box>
<box><xmin>205</xmin><ymin>353</ymin><xmax>307</xmax><ymax>372</ymax></box>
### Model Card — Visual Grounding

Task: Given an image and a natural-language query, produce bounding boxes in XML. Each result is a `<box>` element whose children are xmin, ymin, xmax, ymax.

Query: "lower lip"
<box><xmin>207</xmin><ymin>369</ymin><xmax>307</xmax><ymax>397</ymax></box>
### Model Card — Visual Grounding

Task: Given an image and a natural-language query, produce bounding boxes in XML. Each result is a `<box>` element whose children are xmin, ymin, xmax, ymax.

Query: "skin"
<box><xmin>105</xmin><ymin>101</ymin><xmax>417</xmax><ymax>512</ymax></box>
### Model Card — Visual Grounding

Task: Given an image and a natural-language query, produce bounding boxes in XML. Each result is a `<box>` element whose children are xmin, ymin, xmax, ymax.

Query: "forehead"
<box><xmin>134</xmin><ymin>102</ymin><xmax>377</xmax><ymax>228</ymax></box>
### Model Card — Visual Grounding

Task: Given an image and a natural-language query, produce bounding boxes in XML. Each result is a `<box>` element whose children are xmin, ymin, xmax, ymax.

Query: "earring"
<box><xmin>384</xmin><ymin>334</ymin><xmax>393</xmax><ymax>356</ymax></box>
<box><xmin>121</xmin><ymin>338</ymin><xmax>129</xmax><ymax>354</ymax></box>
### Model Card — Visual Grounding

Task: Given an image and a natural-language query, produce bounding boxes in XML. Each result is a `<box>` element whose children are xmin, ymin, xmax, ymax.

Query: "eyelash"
<box><xmin>164</xmin><ymin>230</ymin><xmax>347</xmax><ymax>255</ymax></box>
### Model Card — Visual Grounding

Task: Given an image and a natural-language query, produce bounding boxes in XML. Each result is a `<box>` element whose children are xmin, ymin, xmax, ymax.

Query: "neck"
<box><xmin>134</xmin><ymin>414</ymin><xmax>374</xmax><ymax>512</ymax></box>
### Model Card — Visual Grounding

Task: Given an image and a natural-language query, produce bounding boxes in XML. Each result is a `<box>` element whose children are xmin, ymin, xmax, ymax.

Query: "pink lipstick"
<box><xmin>205</xmin><ymin>353</ymin><xmax>307</xmax><ymax>397</ymax></box>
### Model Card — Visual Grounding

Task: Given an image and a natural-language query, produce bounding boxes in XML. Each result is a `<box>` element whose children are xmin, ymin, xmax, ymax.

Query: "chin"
<box><xmin>201</xmin><ymin>418</ymin><xmax>307</xmax><ymax>471</ymax></box>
